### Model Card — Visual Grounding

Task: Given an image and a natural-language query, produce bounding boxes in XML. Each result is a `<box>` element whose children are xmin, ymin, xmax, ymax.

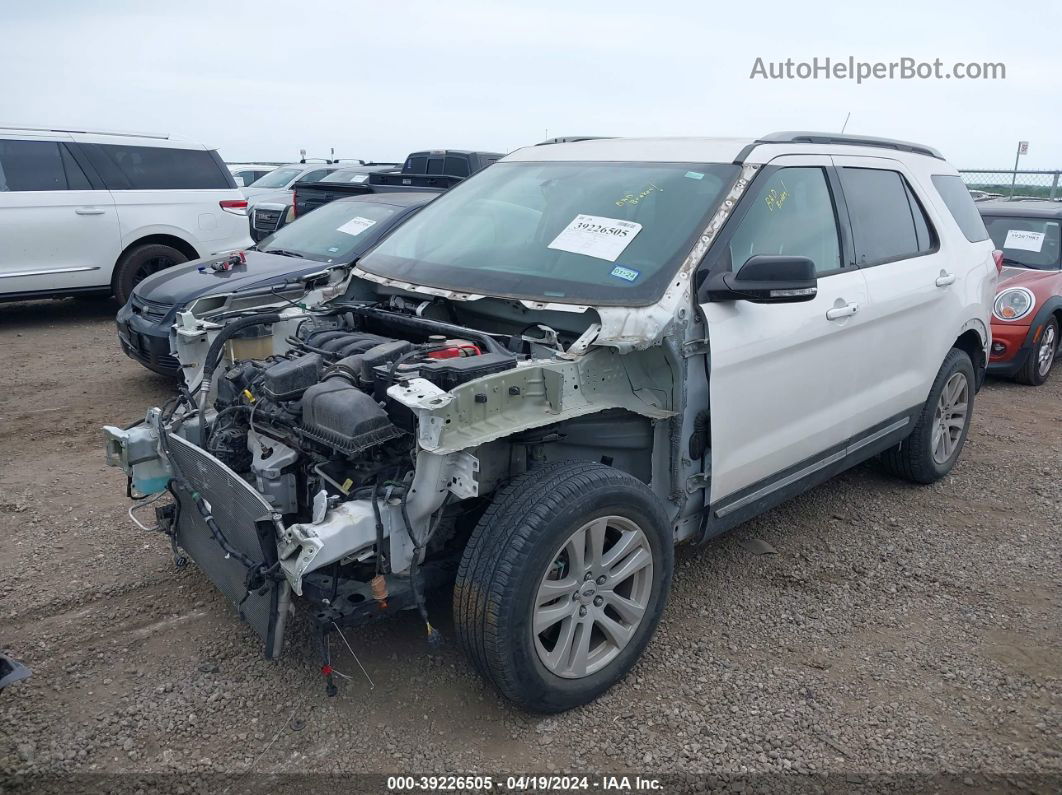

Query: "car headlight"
<box><xmin>993</xmin><ymin>287</ymin><xmax>1035</xmax><ymax>321</ymax></box>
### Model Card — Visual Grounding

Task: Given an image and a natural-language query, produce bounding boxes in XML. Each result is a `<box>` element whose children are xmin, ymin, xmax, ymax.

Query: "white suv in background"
<box><xmin>0</xmin><ymin>126</ymin><xmax>252</xmax><ymax>303</ymax></box>
<box><xmin>227</xmin><ymin>163</ymin><xmax>278</xmax><ymax>187</ymax></box>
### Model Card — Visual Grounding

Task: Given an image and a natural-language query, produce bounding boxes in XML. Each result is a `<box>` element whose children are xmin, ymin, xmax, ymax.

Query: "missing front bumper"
<box><xmin>166</xmin><ymin>434</ymin><xmax>290</xmax><ymax>659</ymax></box>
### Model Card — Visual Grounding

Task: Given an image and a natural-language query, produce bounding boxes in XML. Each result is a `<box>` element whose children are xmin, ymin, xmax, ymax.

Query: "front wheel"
<box><xmin>453</xmin><ymin>461</ymin><xmax>673</xmax><ymax>712</ymax></box>
<box><xmin>880</xmin><ymin>348</ymin><xmax>975</xmax><ymax>484</ymax></box>
<box><xmin>1016</xmin><ymin>317</ymin><xmax>1058</xmax><ymax>386</ymax></box>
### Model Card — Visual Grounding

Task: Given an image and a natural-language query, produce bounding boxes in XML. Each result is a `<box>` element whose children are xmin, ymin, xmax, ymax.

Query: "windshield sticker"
<box><xmin>1004</xmin><ymin>229</ymin><xmax>1045</xmax><ymax>252</ymax></box>
<box><xmin>337</xmin><ymin>216</ymin><xmax>378</xmax><ymax>236</ymax></box>
<box><xmin>351</xmin><ymin>174</ymin><xmax>369</xmax><ymax>183</ymax></box>
<box><xmin>615</xmin><ymin>184</ymin><xmax>661</xmax><ymax>207</ymax></box>
<box><xmin>685</xmin><ymin>171</ymin><xmax>705</xmax><ymax>180</ymax></box>
<box><xmin>610</xmin><ymin>265</ymin><xmax>640</xmax><ymax>282</ymax></box>
<box><xmin>548</xmin><ymin>214</ymin><xmax>643</xmax><ymax>262</ymax></box>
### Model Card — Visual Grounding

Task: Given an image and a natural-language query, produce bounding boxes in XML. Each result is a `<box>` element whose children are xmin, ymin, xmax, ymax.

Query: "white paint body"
<box><xmin>699</xmin><ymin>145</ymin><xmax>995</xmax><ymax>502</ymax></box>
<box><xmin>353</xmin><ymin>135</ymin><xmax>995</xmax><ymax>506</ymax></box>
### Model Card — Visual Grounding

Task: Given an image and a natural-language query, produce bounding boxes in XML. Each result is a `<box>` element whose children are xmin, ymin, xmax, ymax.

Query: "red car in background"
<box><xmin>978</xmin><ymin>200</ymin><xmax>1062</xmax><ymax>385</ymax></box>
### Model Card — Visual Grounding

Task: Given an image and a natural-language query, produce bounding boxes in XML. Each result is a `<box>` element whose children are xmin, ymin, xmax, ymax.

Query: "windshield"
<box><xmin>984</xmin><ymin>215</ymin><xmax>1062</xmax><ymax>269</ymax></box>
<box><xmin>357</xmin><ymin>161</ymin><xmax>739</xmax><ymax>305</ymax></box>
<box><xmin>257</xmin><ymin>200</ymin><xmax>404</xmax><ymax>264</ymax></box>
<box><xmin>249</xmin><ymin>167</ymin><xmax>302</xmax><ymax>189</ymax></box>
<box><xmin>320</xmin><ymin>169</ymin><xmax>372</xmax><ymax>184</ymax></box>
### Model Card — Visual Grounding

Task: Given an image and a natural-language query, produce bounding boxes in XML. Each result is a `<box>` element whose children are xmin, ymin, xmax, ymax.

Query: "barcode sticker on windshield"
<box><xmin>337</xmin><ymin>216</ymin><xmax>377</xmax><ymax>236</ymax></box>
<box><xmin>1004</xmin><ymin>229</ymin><xmax>1045</xmax><ymax>252</ymax></box>
<box><xmin>548</xmin><ymin>214</ymin><xmax>642</xmax><ymax>262</ymax></box>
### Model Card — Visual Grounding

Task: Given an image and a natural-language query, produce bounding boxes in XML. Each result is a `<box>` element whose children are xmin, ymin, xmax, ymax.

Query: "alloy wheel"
<box><xmin>532</xmin><ymin>516</ymin><xmax>653</xmax><ymax>679</ymax></box>
<box><xmin>1037</xmin><ymin>324</ymin><xmax>1057</xmax><ymax>378</ymax></box>
<box><xmin>134</xmin><ymin>255</ymin><xmax>177</xmax><ymax>288</ymax></box>
<box><xmin>932</xmin><ymin>372</ymin><xmax>969</xmax><ymax>465</ymax></box>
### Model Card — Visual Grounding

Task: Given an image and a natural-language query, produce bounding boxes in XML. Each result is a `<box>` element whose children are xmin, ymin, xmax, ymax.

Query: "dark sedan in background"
<box><xmin>116</xmin><ymin>192</ymin><xmax>435</xmax><ymax>376</ymax></box>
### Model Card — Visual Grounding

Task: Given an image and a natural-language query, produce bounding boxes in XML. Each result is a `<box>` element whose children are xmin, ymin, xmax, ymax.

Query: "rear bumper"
<box><xmin>115</xmin><ymin>302</ymin><xmax>180</xmax><ymax>376</ymax></box>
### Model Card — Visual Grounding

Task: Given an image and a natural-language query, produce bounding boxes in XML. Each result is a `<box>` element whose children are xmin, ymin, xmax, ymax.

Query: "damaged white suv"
<box><xmin>105</xmin><ymin>133</ymin><xmax>995</xmax><ymax>712</ymax></box>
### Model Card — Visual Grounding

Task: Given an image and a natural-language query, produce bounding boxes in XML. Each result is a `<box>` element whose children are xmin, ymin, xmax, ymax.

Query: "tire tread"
<box><xmin>453</xmin><ymin>461</ymin><xmax>670</xmax><ymax>711</ymax></box>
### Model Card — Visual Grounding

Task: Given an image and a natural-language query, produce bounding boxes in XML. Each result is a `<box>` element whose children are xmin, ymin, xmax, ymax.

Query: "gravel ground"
<box><xmin>1</xmin><ymin>297</ymin><xmax>1059</xmax><ymax>791</ymax></box>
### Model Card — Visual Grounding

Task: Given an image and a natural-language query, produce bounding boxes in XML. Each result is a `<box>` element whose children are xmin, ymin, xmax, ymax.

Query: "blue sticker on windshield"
<box><xmin>685</xmin><ymin>171</ymin><xmax>705</xmax><ymax>180</ymax></box>
<box><xmin>610</xmin><ymin>265</ymin><xmax>640</xmax><ymax>282</ymax></box>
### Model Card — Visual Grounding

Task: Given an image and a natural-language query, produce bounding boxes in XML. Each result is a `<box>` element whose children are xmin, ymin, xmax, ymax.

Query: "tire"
<box><xmin>880</xmin><ymin>348</ymin><xmax>975</xmax><ymax>484</ymax></box>
<box><xmin>453</xmin><ymin>461</ymin><xmax>673</xmax><ymax>712</ymax></box>
<box><xmin>1015</xmin><ymin>317</ymin><xmax>1058</xmax><ymax>386</ymax></box>
<box><xmin>113</xmin><ymin>244</ymin><xmax>188</xmax><ymax>304</ymax></box>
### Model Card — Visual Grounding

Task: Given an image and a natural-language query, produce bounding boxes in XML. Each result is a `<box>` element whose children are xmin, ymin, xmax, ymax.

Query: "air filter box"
<box><xmin>262</xmin><ymin>354</ymin><xmax>323</xmax><ymax>401</ymax></box>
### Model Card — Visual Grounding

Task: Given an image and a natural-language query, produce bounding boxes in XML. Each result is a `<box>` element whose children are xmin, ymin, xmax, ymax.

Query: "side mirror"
<box><xmin>703</xmin><ymin>255</ymin><xmax>818</xmax><ymax>304</ymax></box>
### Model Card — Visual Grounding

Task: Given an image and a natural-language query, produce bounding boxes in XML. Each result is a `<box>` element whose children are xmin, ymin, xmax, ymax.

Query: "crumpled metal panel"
<box><xmin>346</xmin><ymin>164</ymin><xmax>760</xmax><ymax>354</ymax></box>
<box><xmin>388</xmin><ymin>348</ymin><xmax>675</xmax><ymax>455</ymax></box>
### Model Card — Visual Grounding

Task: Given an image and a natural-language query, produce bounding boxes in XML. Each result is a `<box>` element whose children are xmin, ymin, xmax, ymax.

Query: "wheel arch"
<box><xmin>110</xmin><ymin>234</ymin><xmax>200</xmax><ymax>291</ymax></box>
<box><xmin>953</xmin><ymin>326</ymin><xmax>987</xmax><ymax>387</ymax></box>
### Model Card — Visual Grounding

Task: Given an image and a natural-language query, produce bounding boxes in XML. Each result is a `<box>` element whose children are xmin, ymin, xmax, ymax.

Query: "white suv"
<box><xmin>0</xmin><ymin>126</ymin><xmax>252</xmax><ymax>303</ymax></box>
<box><xmin>106</xmin><ymin>132</ymin><xmax>996</xmax><ymax>712</ymax></box>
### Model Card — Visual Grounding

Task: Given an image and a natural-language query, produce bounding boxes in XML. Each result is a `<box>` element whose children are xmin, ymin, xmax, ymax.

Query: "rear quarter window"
<box><xmin>96</xmin><ymin>144</ymin><xmax>232</xmax><ymax>190</ymax></box>
<box><xmin>931</xmin><ymin>175</ymin><xmax>990</xmax><ymax>242</ymax></box>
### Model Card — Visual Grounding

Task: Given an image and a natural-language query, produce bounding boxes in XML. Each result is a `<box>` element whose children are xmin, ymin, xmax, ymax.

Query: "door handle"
<box><xmin>75</xmin><ymin>207</ymin><xmax>105</xmax><ymax>215</ymax></box>
<box><xmin>935</xmin><ymin>272</ymin><xmax>956</xmax><ymax>287</ymax></box>
<box><xmin>826</xmin><ymin>302</ymin><xmax>859</xmax><ymax>321</ymax></box>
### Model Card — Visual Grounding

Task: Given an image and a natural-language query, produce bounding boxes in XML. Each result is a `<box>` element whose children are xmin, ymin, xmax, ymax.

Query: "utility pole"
<box><xmin>1010</xmin><ymin>141</ymin><xmax>1028</xmax><ymax>197</ymax></box>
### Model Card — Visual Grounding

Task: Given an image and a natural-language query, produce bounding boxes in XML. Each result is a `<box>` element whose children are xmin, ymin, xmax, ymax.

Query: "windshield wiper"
<box><xmin>262</xmin><ymin>249</ymin><xmax>307</xmax><ymax>259</ymax></box>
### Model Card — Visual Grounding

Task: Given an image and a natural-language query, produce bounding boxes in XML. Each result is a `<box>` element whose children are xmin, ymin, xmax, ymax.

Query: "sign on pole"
<box><xmin>1018</xmin><ymin>141</ymin><xmax>1029</xmax><ymax>155</ymax></box>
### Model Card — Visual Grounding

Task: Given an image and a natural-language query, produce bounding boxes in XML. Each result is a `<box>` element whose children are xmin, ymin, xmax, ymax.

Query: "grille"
<box><xmin>167</xmin><ymin>434</ymin><xmax>287</xmax><ymax>656</ymax></box>
<box><xmin>253</xmin><ymin>208</ymin><xmax>283</xmax><ymax>232</ymax></box>
<box><xmin>131</xmin><ymin>294</ymin><xmax>173</xmax><ymax>322</ymax></box>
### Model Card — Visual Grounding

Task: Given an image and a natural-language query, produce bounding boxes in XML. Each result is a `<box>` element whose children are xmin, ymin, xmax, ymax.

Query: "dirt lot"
<box><xmin>1</xmin><ymin>297</ymin><xmax>1059</xmax><ymax>790</ymax></box>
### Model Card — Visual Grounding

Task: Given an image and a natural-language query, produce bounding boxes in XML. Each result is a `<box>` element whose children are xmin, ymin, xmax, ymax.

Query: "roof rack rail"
<box><xmin>0</xmin><ymin>125</ymin><xmax>170</xmax><ymax>140</ymax></box>
<box><xmin>755</xmin><ymin>131</ymin><xmax>944</xmax><ymax>160</ymax></box>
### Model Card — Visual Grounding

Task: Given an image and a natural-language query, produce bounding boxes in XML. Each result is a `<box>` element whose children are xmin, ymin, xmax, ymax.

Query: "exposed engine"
<box><xmin>206</xmin><ymin>321</ymin><xmax>516</xmax><ymax>528</ymax></box>
<box><xmin>104</xmin><ymin>297</ymin><xmax>658</xmax><ymax>669</ymax></box>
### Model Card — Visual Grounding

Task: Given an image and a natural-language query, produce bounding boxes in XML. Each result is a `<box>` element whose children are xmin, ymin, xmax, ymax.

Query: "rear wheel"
<box><xmin>880</xmin><ymin>348</ymin><xmax>975</xmax><ymax>484</ymax></box>
<box><xmin>113</xmin><ymin>243</ymin><xmax>188</xmax><ymax>304</ymax></box>
<box><xmin>453</xmin><ymin>461</ymin><xmax>673</xmax><ymax>712</ymax></box>
<box><xmin>1016</xmin><ymin>317</ymin><xmax>1058</xmax><ymax>386</ymax></box>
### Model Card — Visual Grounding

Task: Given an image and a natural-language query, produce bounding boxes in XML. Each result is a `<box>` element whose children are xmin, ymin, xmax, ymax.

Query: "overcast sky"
<box><xmin>3</xmin><ymin>0</ymin><xmax>1060</xmax><ymax>170</ymax></box>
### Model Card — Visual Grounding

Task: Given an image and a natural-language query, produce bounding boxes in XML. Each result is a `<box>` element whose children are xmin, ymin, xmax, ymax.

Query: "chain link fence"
<box><xmin>959</xmin><ymin>169</ymin><xmax>1061</xmax><ymax>201</ymax></box>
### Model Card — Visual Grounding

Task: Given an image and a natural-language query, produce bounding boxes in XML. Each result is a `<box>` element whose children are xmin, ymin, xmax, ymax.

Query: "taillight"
<box><xmin>220</xmin><ymin>199</ymin><xmax>248</xmax><ymax>216</ymax></box>
<box><xmin>992</xmin><ymin>249</ymin><xmax>1004</xmax><ymax>273</ymax></box>
<box><xmin>291</xmin><ymin>190</ymin><xmax>298</xmax><ymax>219</ymax></box>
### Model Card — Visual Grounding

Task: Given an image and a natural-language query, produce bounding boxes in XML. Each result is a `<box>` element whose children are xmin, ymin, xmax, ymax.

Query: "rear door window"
<box><xmin>840</xmin><ymin>168</ymin><xmax>936</xmax><ymax>265</ymax></box>
<box><xmin>931</xmin><ymin>175</ymin><xmax>990</xmax><ymax>242</ymax></box>
<box><xmin>96</xmin><ymin>144</ymin><xmax>231</xmax><ymax>189</ymax></box>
